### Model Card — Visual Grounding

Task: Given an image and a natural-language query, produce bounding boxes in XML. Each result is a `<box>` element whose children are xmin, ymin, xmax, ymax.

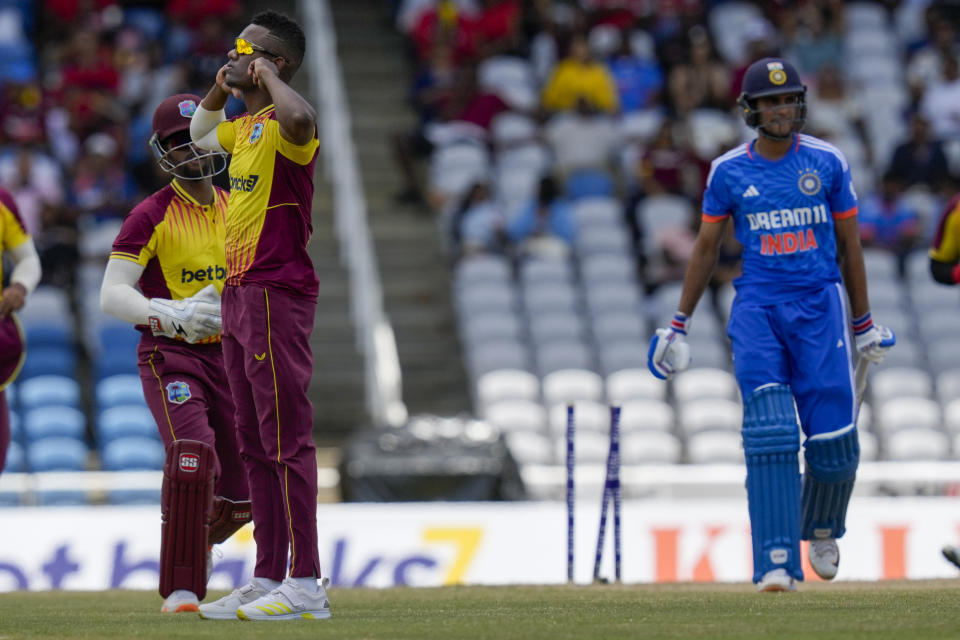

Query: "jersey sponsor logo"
<box><xmin>249</xmin><ymin>122</ymin><xmax>263</xmax><ymax>144</ymax></box>
<box><xmin>181</xmin><ymin>266</ymin><xmax>226</xmax><ymax>283</ymax></box>
<box><xmin>178</xmin><ymin>100</ymin><xmax>197</xmax><ymax>118</ymax></box>
<box><xmin>742</xmin><ymin>185</ymin><xmax>760</xmax><ymax>198</ymax></box>
<box><xmin>798</xmin><ymin>171</ymin><xmax>822</xmax><ymax>196</ymax></box>
<box><xmin>745</xmin><ymin>204</ymin><xmax>828</xmax><ymax>231</ymax></box>
<box><xmin>166</xmin><ymin>381</ymin><xmax>192</xmax><ymax>404</ymax></box>
<box><xmin>229</xmin><ymin>174</ymin><xmax>259</xmax><ymax>192</ymax></box>
<box><xmin>179</xmin><ymin>453</ymin><xmax>200</xmax><ymax>472</ymax></box>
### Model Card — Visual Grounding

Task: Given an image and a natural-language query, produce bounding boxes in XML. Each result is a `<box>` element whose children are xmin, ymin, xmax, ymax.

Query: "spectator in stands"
<box><xmin>858</xmin><ymin>172</ymin><xmax>921</xmax><ymax>273</ymax></box>
<box><xmin>606</xmin><ymin>28</ymin><xmax>664</xmax><ymax>113</ymax></box>
<box><xmin>779</xmin><ymin>1</ymin><xmax>842</xmax><ymax>77</ymax></box>
<box><xmin>410</xmin><ymin>0</ymin><xmax>481</xmax><ymax>66</ymax></box>
<box><xmin>57</xmin><ymin>29</ymin><xmax>126</xmax><ymax>141</ymax></box>
<box><xmin>920</xmin><ymin>55</ymin><xmax>960</xmax><ymax>142</ymax></box>
<box><xmin>451</xmin><ymin>180</ymin><xmax>505</xmax><ymax>257</ymax></box>
<box><xmin>907</xmin><ymin>15</ymin><xmax>960</xmax><ymax>100</ymax></box>
<box><xmin>805</xmin><ymin>65</ymin><xmax>869</xmax><ymax>150</ymax></box>
<box><xmin>887</xmin><ymin>112</ymin><xmax>952</xmax><ymax>195</ymax></box>
<box><xmin>475</xmin><ymin>0</ymin><xmax>523</xmax><ymax>58</ymax></box>
<box><xmin>0</xmin><ymin>147</ymin><xmax>65</xmax><ymax>235</ymax></box>
<box><xmin>542</xmin><ymin>33</ymin><xmax>619</xmax><ymax>114</ymax></box>
<box><xmin>393</xmin><ymin>42</ymin><xmax>459</xmax><ymax>204</ymax></box>
<box><xmin>71</xmin><ymin>133</ymin><xmax>135</xmax><ymax>219</ymax></box>
<box><xmin>505</xmin><ymin>175</ymin><xmax>575</xmax><ymax>259</ymax></box>
<box><xmin>730</xmin><ymin>18</ymin><xmax>779</xmax><ymax>100</ymax></box>
<box><xmin>544</xmin><ymin>96</ymin><xmax>618</xmax><ymax>198</ymax></box>
<box><xmin>634</xmin><ymin>119</ymin><xmax>701</xmax><ymax>200</ymax></box>
<box><xmin>667</xmin><ymin>25</ymin><xmax>731</xmax><ymax>117</ymax></box>
<box><xmin>0</xmin><ymin>72</ymin><xmax>46</xmax><ymax>146</ymax></box>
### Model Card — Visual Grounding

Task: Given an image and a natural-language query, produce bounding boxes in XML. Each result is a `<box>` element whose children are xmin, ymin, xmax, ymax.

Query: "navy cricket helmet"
<box><xmin>737</xmin><ymin>57</ymin><xmax>807</xmax><ymax>138</ymax></box>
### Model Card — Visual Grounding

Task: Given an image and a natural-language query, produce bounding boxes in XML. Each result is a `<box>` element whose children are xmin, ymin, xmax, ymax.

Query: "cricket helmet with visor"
<box><xmin>737</xmin><ymin>57</ymin><xmax>807</xmax><ymax>140</ymax></box>
<box><xmin>149</xmin><ymin>94</ymin><xmax>226</xmax><ymax>180</ymax></box>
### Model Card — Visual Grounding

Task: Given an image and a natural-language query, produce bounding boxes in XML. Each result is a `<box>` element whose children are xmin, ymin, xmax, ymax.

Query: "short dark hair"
<box><xmin>251</xmin><ymin>10</ymin><xmax>306</xmax><ymax>70</ymax></box>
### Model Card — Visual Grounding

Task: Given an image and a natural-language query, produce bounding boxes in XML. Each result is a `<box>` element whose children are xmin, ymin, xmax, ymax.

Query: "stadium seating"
<box><xmin>26</xmin><ymin>437</ymin><xmax>88</xmax><ymax>472</ymax></box>
<box><xmin>17</xmin><ymin>375</ymin><xmax>80</xmax><ymax>411</ymax></box>
<box><xmin>97</xmin><ymin>405</ymin><xmax>157</xmax><ymax>445</ymax></box>
<box><xmin>96</xmin><ymin>375</ymin><xmax>146</xmax><ymax>409</ymax></box>
<box><xmin>101</xmin><ymin>436</ymin><xmax>165</xmax><ymax>471</ymax></box>
<box><xmin>23</xmin><ymin>407</ymin><xmax>85</xmax><ymax>442</ymax></box>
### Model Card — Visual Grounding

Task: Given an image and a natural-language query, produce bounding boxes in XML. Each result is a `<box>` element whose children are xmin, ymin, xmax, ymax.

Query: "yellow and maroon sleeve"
<box><xmin>930</xmin><ymin>194</ymin><xmax>960</xmax><ymax>264</ymax></box>
<box><xmin>216</xmin><ymin>117</ymin><xmax>239</xmax><ymax>154</ymax></box>
<box><xmin>111</xmin><ymin>195</ymin><xmax>167</xmax><ymax>265</ymax></box>
<box><xmin>270</xmin><ymin>120</ymin><xmax>319</xmax><ymax>165</ymax></box>
<box><xmin>0</xmin><ymin>189</ymin><xmax>30</xmax><ymax>253</ymax></box>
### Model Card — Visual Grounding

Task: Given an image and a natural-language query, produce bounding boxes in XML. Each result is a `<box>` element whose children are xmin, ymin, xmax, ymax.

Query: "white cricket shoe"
<box><xmin>161</xmin><ymin>589</ymin><xmax>199</xmax><ymax>613</ymax></box>
<box><xmin>199</xmin><ymin>581</ymin><xmax>270</xmax><ymax>620</ymax></box>
<box><xmin>756</xmin><ymin>568</ymin><xmax>796</xmax><ymax>592</ymax></box>
<box><xmin>237</xmin><ymin>577</ymin><xmax>331</xmax><ymax>621</ymax></box>
<box><xmin>808</xmin><ymin>538</ymin><xmax>839</xmax><ymax>580</ymax></box>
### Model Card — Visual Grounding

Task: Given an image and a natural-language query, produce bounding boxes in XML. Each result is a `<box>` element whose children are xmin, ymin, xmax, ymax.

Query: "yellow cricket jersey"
<box><xmin>110</xmin><ymin>179</ymin><xmax>229</xmax><ymax>342</ymax></box>
<box><xmin>0</xmin><ymin>188</ymin><xmax>31</xmax><ymax>284</ymax></box>
<box><xmin>215</xmin><ymin>104</ymin><xmax>320</xmax><ymax>298</ymax></box>
<box><xmin>930</xmin><ymin>194</ymin><xmax>960</xmax><ymax>264</ymax></box>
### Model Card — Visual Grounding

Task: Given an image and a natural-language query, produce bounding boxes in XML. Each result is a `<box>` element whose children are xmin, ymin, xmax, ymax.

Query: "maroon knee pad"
<box><xmin>208</xmin><ymin>496</ymin><xmax>252</xmax><ymax>545</ymax></box>
<box><xmin>159</xmin><ymin>439</ymin><xmax>215</xmax><ymax>599</ymax></box>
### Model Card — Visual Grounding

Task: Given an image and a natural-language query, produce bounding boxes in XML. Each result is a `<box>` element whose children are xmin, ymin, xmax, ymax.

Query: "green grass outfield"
<box><xmin>2</xmin><ymin>581</ymin><xmax>960</xmax><ymax>639</ymax></box>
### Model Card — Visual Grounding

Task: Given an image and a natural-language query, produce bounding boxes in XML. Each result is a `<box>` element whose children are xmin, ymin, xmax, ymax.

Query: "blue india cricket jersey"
<box><xmin>702</xmin><ymin>133</ymin><xmax>858</xmax><ymax>305</ymax></box>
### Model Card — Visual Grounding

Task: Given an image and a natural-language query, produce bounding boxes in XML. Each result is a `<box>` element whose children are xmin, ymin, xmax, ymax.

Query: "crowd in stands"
<box><xmin>392</xmin><ymin>0</ymin><xmax>960</xmax><ymax>281</ymax></box>
<box><xmin>390</xmin><ymin>0</ymin><xmax>960</xmax><ymax>468</ymax></box>
<box><xmin>0</xmin><ymin>1</ymin><xmax>250</xmax><ymax>486</ymax></box>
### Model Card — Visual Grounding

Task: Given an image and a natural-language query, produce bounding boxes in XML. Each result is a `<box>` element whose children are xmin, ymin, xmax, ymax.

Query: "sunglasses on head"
<box><xmin>235</xmin><ymin>37</ymin><xmax>285</xmax><ymax>61</ymax></box>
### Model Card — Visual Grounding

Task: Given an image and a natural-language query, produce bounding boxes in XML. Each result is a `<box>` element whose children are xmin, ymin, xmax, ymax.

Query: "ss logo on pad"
<box><xmin>179</xmin><ymin>453</ymin><xmax>200</xmax><ymax>472</ymax></box>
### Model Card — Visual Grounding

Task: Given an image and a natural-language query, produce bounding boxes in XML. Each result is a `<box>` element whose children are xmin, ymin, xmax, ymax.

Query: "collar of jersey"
<box><xmin>252</xmin><ymin>104</ymin><xmax>276</xmax><ymax>118</ymax></box>
<box><xmin>747</xmin><ymin>133</ymin><xmax>799</xmax><ymax>164</ymax></box>
<box><xmin>171</xmin><ymin>178</ymin><xmax>217</xmax><ymax>212</ymax></box>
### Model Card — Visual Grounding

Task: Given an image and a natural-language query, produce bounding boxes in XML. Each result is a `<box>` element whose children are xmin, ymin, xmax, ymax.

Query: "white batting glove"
<box><xmin>852</xmin><ymin>312</ymin><xmax>895</xmax><ymax>364</ymax></box>
<box><xmin>647</xmin><ymin>312</ymin><xmax>692</xmax><ymax>380</ymax></box>
<box><xmin>148</xmin><ymin>284</ymin><xmax>222</xmax><ymax>343</ymax></box>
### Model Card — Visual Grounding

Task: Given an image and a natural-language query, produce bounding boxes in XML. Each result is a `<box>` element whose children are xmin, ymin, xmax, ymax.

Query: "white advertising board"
<box><xmin>1</xmin><ymin>498</ymin><xmax>959</xmax><ymax>591</ymax></box>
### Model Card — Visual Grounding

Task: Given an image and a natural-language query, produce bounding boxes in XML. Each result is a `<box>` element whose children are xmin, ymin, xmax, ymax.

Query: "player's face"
<box><xmin>755</xmin><ymin>93</ymin><xmax>802</xmax><ymax>137</ymax></box>
<box><xmin>164</xmin><ymin>132</ymin><xmax>211</xmax><ymax>179</ymax></box>
<box><xmin>225</xmin><ymin>24</ymin><xmax>281</xmax><ymax>89</ymax></box>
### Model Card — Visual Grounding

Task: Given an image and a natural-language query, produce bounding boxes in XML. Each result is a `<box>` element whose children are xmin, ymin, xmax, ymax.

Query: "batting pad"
<box><xmin>742</xmin><ymin>384</ymin><xmax>802</xmax><ymax>582</ymax></box>
<box><xmin>801</xmin><ymin>426</ymin><xmax>859</xmax><ymax>540</ymax></box>
<box><xmin>160</xmin><ymin>439</ymin><xmax>215</xmax><ymax>599</ymax></box>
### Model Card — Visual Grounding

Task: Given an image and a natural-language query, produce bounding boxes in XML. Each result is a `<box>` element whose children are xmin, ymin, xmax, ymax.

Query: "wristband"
<box><xmin>670</xmin><ymin>311</ymin><xmax>689</xmax><ymax>335</ymax></box>
<box><xmin>951</xmin><ymin>264</ymin><xmax>960</xmax><ymax>284</ymax></box>
<box><xmin>851</xmin><ymin>312</ymin><xmax>873</xmax><ymax>336</ymax></box>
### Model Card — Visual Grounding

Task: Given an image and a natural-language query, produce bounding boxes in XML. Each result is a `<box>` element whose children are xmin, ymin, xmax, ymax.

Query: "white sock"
<box><xmin>253</xmin><ymin>577</ymin><xmax>282</xmax><ymax>591</ymax></box>
<box><xmin>292</xmin><ymin>576</ymin><xmax>319</xmax><ymax>593</ymax></box>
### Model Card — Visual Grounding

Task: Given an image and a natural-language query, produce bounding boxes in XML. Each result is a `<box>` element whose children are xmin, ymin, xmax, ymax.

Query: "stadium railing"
<box><xmin>300</xmin><ymin>0</ymin><xmax>407</xmax><ymax>428</ymax></box>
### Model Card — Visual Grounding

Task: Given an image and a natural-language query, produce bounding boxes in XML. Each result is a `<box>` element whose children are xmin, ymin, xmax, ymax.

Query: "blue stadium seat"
<box><xmin>35</xmin><ymin>491</ymin><xmax>89</xmax><ymax>506</ymax></box>
<box><xmin>26</xmin><ymin>437</ymin><xmax>88</xmax><ymax>472</ymax></box>
<box><xmin>23</xmin><ymin>406</ymin><xmax>85</xmax><ymax>442</ymax></box>
<box><xmin>564</xmin><ymin>169</ymin><xmax>614</xmax><ymax>200</ymax></box>
<box><xmin>95</xmin><ymin>350</ymin><xmax>139</xmax><ymax>380</ymax></box>
<box><xmin>96</xmin><ymin>375</ymin><xmax>146</xmax><ymax>410</ymax></box>
<box><xmin>25</xmin><ymin>324</ymin><xmax>73</xmax><ymax>349</ymax></box>
<box><xmin>9</xmin><ymin>410</ymin><xmax>20</xmax><ymax>443</ymax></box>
<box><xmin>19</xmin><ymin>346</ymin><xmax>76</xmax><ymax>379</ymax></box>
<box><xmin>97</xmin><ymin>324</ymin><xmax>141</xmax><ymax>356</ymax></box>
<box><xmin>97</xmin><ymin>405</ymin><xmax>157</xmax><ymax>444</ymax></box>
<box><xmin>4</xmin><ymin>440</ymin><xmax>25</xmax><ymax>472</ymax></box>
<box><xmin>18</xmin><ymin>375</ymin><xmax>81</xmax><ymax>411</ymax></box>
<box><xmin>101</xmin><ymin>436</ymin><xmax>165</xmax><ymax>471</ymax></box>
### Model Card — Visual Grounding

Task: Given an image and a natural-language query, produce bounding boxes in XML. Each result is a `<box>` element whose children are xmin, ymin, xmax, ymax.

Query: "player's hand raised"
<box><xmin>249</xmin><ymin>58</ymin><xmax>280</xmax><ymax>87</ymax></box>
<box><xmin>216</xmin><ymin>64</ymin><xmax>243</xmax><ymax>100</ymax></box>
<box><xmin>647</xmin><ymin>313</ymin><xmax>692</xmax><ymax>380</ymax></box>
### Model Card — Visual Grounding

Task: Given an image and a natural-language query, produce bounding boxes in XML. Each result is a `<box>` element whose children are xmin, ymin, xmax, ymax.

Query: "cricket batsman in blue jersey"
<box><xmin>648</xmin><ymin>58</ymin><xmax>894</xmax><ymax>592</ymax></box>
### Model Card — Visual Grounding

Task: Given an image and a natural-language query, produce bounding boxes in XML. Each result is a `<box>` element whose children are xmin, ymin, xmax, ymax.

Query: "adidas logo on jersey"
<box><xmin>742</xmin><ymin>185</ymin><xmax>760</xmax><ymax>198</ymax></box>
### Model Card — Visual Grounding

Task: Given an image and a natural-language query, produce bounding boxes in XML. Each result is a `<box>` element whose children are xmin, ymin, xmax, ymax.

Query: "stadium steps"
<box><xmin>330</xmin><ymin>0</ymin><xmax>472</xmax><ymax>419</ymax></box>
<box><xmin>308</xmin><ymin>147</ymin><xmax>370</xmax><ymax>444</ymax></box>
